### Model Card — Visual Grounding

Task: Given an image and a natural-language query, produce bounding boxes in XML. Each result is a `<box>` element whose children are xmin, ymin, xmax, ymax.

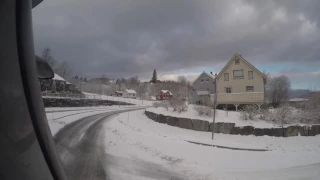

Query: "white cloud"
<box><xmin>159</xmin><ymin>72</ymin><xmax>218</xmax><ymax>83</ymax></box>
<box><xmin>160</xmin><ymin>72</ymin><xmax>197</xmax><ymax>82</ymax></box>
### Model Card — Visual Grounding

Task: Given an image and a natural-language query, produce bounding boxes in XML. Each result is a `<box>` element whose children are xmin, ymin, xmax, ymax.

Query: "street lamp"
<box><xmin>212</xmin><ymin>80</ymin><xmax>217</xmax><ymax>140</ymax></box>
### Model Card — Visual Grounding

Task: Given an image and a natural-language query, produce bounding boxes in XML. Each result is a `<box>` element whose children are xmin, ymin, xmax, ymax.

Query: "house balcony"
<box><xmin>210</xmin><ymin>92</ymin><xmax>264</xmax><ymax>104</ymax></box>
<box><xmin>196</xmin><ymin>91</ymin><xmax>210</xmax><ymax>95</ymax></box>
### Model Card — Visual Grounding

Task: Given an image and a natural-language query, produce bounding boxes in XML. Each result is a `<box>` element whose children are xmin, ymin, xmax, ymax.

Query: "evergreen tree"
<box><xmin>151</xmin><ymin>69</ymin><xmax>157</xmax><ymax>83</ymax></box>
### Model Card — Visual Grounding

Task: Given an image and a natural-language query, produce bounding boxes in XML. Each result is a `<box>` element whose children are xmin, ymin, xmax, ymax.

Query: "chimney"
<box><xmin>210</xmin><ymin>71</ymin><xmax>213</xmax><ymax>75</ymax></box>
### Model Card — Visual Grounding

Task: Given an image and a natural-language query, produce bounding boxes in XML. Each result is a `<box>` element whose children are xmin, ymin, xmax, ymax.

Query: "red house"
<box><xmin>156</xmin><ymin>90</ymin><xmax>173</xmax><ymax>100</ymax></box>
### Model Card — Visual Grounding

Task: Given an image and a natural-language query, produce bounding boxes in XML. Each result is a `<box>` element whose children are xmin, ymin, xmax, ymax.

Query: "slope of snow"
<box><xmin>103</xmin><ymin>110</ymin><xmax>320</xmax><ymax>179</ymax></box>
<box><xmin>147</xmin><ymin>105</ymin><xmax>279</xmax><ymax>128</ymax></box>
<box><xmin>83</xmin><ymin>92</ymin><xmax>153</xmax><ymax>106</ymax></box>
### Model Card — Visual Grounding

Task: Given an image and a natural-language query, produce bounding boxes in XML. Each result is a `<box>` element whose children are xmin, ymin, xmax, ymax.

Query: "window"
<box><xmin>233</xmin><ymin>69</ymin><xmax>244</xmax><ymax>79</ymax></box>
<box><xmin>235</xmin><ymin>58</ymin><xmax>240</xmax><ymax>65</ymax></box>
<box><xmin>248</xmin><ymin>71</ymin><xmax>254</xmax><ymax>80</ymax></box>
<box><xmin>224</xmin><ymin>73</ymin><xmax>229</xmax><ymax>81</ymax></box>
<box><xmin>225</xmin><ymin>87</ymin><xmax>232</xmax><ymax>93</ymax></box>
<box><xmin>246</xmin><ymin>86</ymin><xmax>254</xmax><ymax>92</ymax></box>
<box><xmin>206</xmin><ymin>79</ymin><xmax>209</xmax><ymax>82</ymax></box>
<box><xmin>200</xmin><ymin>79</ymin><xmax>204</xmax><ymax>83</ymax></box>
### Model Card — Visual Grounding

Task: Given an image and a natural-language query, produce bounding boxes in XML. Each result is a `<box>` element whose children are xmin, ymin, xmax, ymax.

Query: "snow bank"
<box><xmin>147</xmin><ymin>105</ymin><xmax>279</xmax><ymax>128</ymax></box>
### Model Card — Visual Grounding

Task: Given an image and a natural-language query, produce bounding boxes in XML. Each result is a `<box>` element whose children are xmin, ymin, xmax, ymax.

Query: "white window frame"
<box><xmin>246</xmin><ymin>86</ymin><xmax>254</xmax><ymax>92</ymax></box>
<box><xmin>233</xmin><ymin>69</ymin><xmax>244</xmax><ymax>79</ymax></box>
<box><xmin>248</xmin><ymin>71</ymin><xmax>254</xmax><ymax>80</ymax></box>
<box><xmin>200</xmin><ymin>79</ymin><xmax>204</xmax><ymax>83</ymax></box>
<box><xmin>225</xmin><ymin>87</ymin><xmax>232</xmax><ymax>93</ymax></box>
<box><xmin>224</xmin><ymin>73</ymin><xmax>229</xmax><ymax>81</ymax></box>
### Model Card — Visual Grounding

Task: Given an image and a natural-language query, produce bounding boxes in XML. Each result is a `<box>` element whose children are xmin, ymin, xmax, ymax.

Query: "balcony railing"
<box><xmin>210</xmin><ymin>92</ymin><xmax>264</xmax><ymax>104</ymax></box>
<box><xmin>197</xmin><ymin>91</ymin><xmax>210</xmax><ymax>95</ymax></box>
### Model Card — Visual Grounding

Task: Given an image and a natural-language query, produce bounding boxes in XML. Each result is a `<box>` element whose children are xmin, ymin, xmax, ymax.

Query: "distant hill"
<box><xmin>289</xmin><ymin>89</ymin><xmax>311</xmax><ymax>98</ymax></box>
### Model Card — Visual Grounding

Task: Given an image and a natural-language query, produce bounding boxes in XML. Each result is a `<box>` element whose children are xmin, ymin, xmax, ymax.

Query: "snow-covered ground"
<box><xmin>83</xmin><ymin>92</ymin><xmax>153</xmax><ymax>106</ymax></box>
<box><xmin>147</xmin><ymin>105</ymin><xmax>281</xmax><ymax>128</ymax></box>
<box><xmin>103</xmin><ymin>109</ymin><xmax>320</xmax><ymax>179</ymax></box>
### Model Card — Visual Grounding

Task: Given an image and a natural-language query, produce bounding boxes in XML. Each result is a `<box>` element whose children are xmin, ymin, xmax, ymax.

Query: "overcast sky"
<box><xmin>32</xmin><ymin>0</ymin><xmax>320</xmax><ymax>89</ymax></box>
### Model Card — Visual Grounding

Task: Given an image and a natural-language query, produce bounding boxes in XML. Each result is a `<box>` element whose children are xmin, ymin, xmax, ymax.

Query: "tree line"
<box><xmin>41</xmin><ymin>47</ymin><xmax>72</xmax><ymax>79</ymax></box>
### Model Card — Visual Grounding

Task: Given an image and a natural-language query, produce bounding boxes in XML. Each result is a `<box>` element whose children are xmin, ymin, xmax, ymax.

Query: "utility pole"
<box><xmin>99</xmin><ymin>78</ymin><xmax>102</xmax><ymax>99</ymax></box>
<box><xmin>212</xmin><ymin>80</ymin><xmax>217</xmax><ymax>140</ymax></box>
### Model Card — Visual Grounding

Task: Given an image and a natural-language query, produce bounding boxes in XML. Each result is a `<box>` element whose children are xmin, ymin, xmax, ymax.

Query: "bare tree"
<box><xmin>262</xmin><ymin>71</ymin><xmax>271</xmax><ymax>82</ymax></box>
<box><xmin>301</xmin><ymin>85</ymin><xmax>320</xmax><ymax>123</ymax></box>
<box><xmin>266</xmin><ymin>75</ymin><xmax>291</xmax><ymax>107</ymax></box>
<box><xmin>177</xmin><ymin>76</ymin><xmax>187</xmax><ymax>85</ymax></box>
<box><xmin>177</xmin><ymin>76</ymin><xmax>189</xmax><ymax>100</ymax></box>
<box><xmin>41</xmin><ymin>47</ymin><xmax>56</xmax><ymax>67</ymax></box>
<box><xmin>262</xmin><ymin>71</ymin><xmax>271</xmax><ymax>103</ymax></box>
<box><xmin>57</xmin><ymin>61</ymin><xmax>71</xmax><ymax>78</ymax></box>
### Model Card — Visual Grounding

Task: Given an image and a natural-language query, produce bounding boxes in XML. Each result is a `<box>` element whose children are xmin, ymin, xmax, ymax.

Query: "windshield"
<box><xmin>33</xmin><ymin>0</ymin><xmax>320</xmax><ymax>179</ymax></box>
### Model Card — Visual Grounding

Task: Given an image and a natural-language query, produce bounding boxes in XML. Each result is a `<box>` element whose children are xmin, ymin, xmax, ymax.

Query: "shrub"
<box><xmin>178</xmin><ymin>103</ymin><xmax>188</xmax><ymax>113</ymax></box>
<box><xmin>261</xmin><ymin>104</ymin><xmax>295</xmax><ymax>125</ymax></box>
<box><xmin>152</xmin><ymin>101</ymin><xmax>160</xmax><ymax>108</ymax></box>
<box><xmin>154</xmin><ymin>100</ymin><xmax>188</xmax><ymax>113</ymax></box>
<box><xmin>240</xmin><ymin>110</ymin><xmax>249</xmax><ymax>120</ymax></box>
<box><xmin>193</xmin><ymin>105</ymin><xmax>213</xmax><ymax>117</ymax></box>
<box><xmin>274</xmin><ymin>104</ymin><xmax>292</xmax><ymax>124</ymax></box>
<box><xmin>152</xmin><ymin>101</ymin><xmax>169</xmax><ymax>110</ymax></box>
<box><xmin>193</xmin><ymin>105</ymin><xmax>205</xmax><ymax>115</ymax></box>
<box><xmin>204</xmin><ymin>106</ymin><xmax>213</xmax><ymax>117</ymax></box>
<box><xmin>300</xmin><ymin>92</ymin><xmax>320</xmax><ymax>124</ymax></box>
<box><xmin>240</xmin><ymin>105</ymin><xmax>258</xmax><ymax>120</ymax></box>
<box><xmin>169</xmin><ymin>99</ymin><xmax>186</xmax><ymax>112</ymax></box>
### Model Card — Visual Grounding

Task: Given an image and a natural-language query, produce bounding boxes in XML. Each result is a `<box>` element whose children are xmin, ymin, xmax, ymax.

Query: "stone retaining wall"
<box><xmin>145</xmin><ymin>110</ymin><xmax>320</xmax><ymax>137</ymax></box>
<box><xmin>43</xmin><ymin>97</ymin><xmax>133</xmax><ymax>107</ymax></box>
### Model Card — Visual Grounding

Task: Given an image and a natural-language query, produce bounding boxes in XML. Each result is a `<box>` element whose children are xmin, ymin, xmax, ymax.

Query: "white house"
<box><xmin>123</xmin><ymin>89</ymin><xmax>137</xmax><ymax>99</ymax></box>
<box><xmin>192</xmin><ymin>53</ymin><xmax>267</xmax><ymax>111</ymax></box>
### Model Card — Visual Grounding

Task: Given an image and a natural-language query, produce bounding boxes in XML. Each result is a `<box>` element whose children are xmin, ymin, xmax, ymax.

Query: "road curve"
<box><xmin>54</xmin><ymin>108</ymin><xmax>186</xmax><ymax>180</ymax></box>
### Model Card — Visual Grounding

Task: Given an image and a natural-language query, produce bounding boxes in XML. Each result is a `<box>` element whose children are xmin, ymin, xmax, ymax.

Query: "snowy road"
<box><xmin>53</xmin><ymin>109</ymin><xmax>186</xmax><ymax>180</ymax></box>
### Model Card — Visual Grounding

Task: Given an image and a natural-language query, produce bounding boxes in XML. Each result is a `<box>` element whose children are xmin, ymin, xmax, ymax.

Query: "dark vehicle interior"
<box><xmin>0</xmin><ymin>0</ymin><xmax>68</xmax><ymax>179</ymax></box>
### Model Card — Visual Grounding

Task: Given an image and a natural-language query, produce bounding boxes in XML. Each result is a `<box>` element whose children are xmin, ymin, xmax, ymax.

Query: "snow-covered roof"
<box><xmin>125</xmin><ymin>89</ymin><xmax>137</xmax><ymax>94</ymax></box>
<box><xmin>216</xmin><ymin>53</ymin><xmax>267</xmax><ymax>83</ymax></box>
<box><xmin>289</xmin><ymin>98</ymin><xmax>308</xmax><ymax>102</ymax></box>
<box><xmin>53</xmin><ymin>73</ymin><xmax>66</xmax><ymax>81</ymax></box>
<box><xmin>192</xmin><ymin>71</ymin><xmax>216</xmax><ymax>85</ymax></box>
<box><xmin>115</xmin><ymin>91</ymin><xmax>123</xmax><ymax>93</ymax></box>
<box><xmin>160</xmin><ymin>90</ymin><xmax>173</xmax><ymax>95</ymax></box>
<box><xmin>66</xmin><ymin>81</ymin><xmax>71</xmax><ymax>84</ymax></box>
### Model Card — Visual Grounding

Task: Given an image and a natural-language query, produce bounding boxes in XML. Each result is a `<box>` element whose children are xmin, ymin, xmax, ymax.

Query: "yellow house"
<box><xmin>206</xmin><ymin>53</ymin><xmax>266</xmax><ymax>111</ymax></box>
